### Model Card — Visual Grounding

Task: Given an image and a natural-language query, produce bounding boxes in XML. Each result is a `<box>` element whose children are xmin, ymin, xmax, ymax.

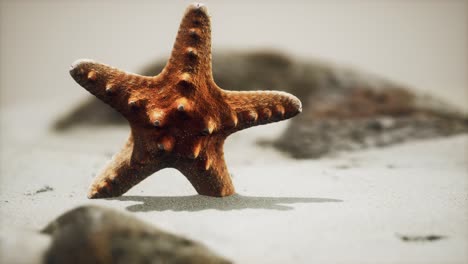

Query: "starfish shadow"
<box><xmin>110</xmin><ymin>194</ymin><xmax>343</xmax><ymax>212</ymax></box>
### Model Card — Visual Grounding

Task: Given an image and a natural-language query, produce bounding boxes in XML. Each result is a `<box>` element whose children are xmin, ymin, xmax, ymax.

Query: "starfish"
<box><xmin>69</xmin><ymin>3</ymin><xmax>302</xmax><ymax>199</ymax></box>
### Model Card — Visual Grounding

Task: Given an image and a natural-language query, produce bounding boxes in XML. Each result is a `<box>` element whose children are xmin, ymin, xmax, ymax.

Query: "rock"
<box><xmin>54</xmin><ymin>50</ymin><xmax>468</xmax><ymax>158</ymax></box>
<box><xmin>396</xmin><ymin>233</ymin><xmax>446</xmax><ymax>242</ymax></box>
<box><xmin>274</xmin><ymin>113</ymin><xmax>468</xmax><ymax>158</ymax></box>
<box><xmin>41</xmin><ymin>205</ymin><xmax>231</xmax><ymax>264</ymax></box>
<box><xmin>24</xmin><ymin>185</ymin><xmax>54</xmax><ymax>196</ymax></box>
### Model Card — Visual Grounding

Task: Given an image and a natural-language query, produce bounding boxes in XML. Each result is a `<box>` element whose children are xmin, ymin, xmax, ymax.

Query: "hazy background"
<box><xmin>0</xmin><ymin>0</ymin><xmax>467</xmax><ymax>111</ymax></box>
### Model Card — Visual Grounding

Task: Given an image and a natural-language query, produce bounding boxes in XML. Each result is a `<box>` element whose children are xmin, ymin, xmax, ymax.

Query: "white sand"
<box><xmin>0</xmin><ymin>99</ymin><xmax>467</xmax><ymax>263</ymax></box>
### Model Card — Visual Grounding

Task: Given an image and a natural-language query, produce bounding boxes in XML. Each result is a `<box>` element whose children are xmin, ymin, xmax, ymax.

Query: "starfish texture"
<box><xmin>70</xmin><ymin>3</ymin><xmax>302</xmax><ymax>198</ymax></box>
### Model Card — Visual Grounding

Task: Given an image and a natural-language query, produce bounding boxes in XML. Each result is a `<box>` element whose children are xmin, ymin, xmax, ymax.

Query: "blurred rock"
<box><xmin>55</xmin><ymin>50</ymin><xmax>468</xmax><ymax>158</ymax></box>
<box><xmin>274</xmin><ymin>113</ymin><xmax>468</xmax><ymax>159</ymax></box>
<box><xmin>41</xmin><ymin>205</ymin><xmax>231</xmax><ymax>264</ymax></box>
<box><xmin>396</xmin><ymin>234</ymin><xmax>446</xmax><ymax>242</ymax></box>
<box><xmin>24</xmin><ymin>185</ymin><xmax>54</xmax><ymax>196</ymax></box>
<box><xmin>272</xmin><ymin>84</ymin><xmax>468</xmax><ymax>158</ymax></box>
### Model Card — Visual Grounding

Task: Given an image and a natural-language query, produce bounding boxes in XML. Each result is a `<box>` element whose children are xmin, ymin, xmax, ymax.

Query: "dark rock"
<box><xmin>274</xmin><ymin>112</ymin><xmax>468</xmax><ymax>159</ymax></box>
<box><xmin>396</xmin><ymin>233</ymin><xmax>446</xmax><ymax>242</ymax></box>
<box><xmin>25</xmin><ymin>185</ymin><xmax>54</xmax><ymax>196</ymax></box>
<box><xmin>41</xmin><ymin>205</ymin><xmax>231</xmax><ymax>264</ymax></box>
<box><xmin>55</xmin><ymin>50</ymin><xmax>468</xmax><ymax>158</ymax></box>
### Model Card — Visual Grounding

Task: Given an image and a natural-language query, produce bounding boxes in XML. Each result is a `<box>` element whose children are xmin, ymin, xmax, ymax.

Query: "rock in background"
<box><xmin>55</xmin><ymin>51</ymin><xmax>468</xmax><ymax>158</ymax></box>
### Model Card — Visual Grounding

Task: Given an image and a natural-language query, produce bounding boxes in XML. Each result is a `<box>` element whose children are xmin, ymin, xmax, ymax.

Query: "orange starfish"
<box><xmin>70</xmin><ymin>3</ymin><xmax>302</xmax><ymax>199</ymax></box>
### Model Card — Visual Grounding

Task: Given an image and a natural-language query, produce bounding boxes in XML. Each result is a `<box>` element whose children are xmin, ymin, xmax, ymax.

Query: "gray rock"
<box><xmin>41</xmin><ymin>205</ymin><xmax>231</xmax><ymax>264</ymax></box>
<box><xmin>274</xmin><ymin>114</ymin><xmax>468</xmax><ymax>159</ymax></box>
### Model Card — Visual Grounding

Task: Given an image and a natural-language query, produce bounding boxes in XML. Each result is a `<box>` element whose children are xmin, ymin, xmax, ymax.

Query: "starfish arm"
<box><xmin>178</xmin><ymin>138</ymin><xmax>235</xmax><ymax>197</ymax></box>
<box><xmin>163</xmin><ymin>3</ymin><xmax>213</xmax><ymax>79</ymax></box>
<box><xmin>69</xmin><ymin>59</ymin><xmax>153</xmax><ymax>120</ymax></box>
<box><xmin>88</xmin><ymin>133</ymin><xmax>162</xmax><ymax>199</ymax></box>
<box><xmin>222</xmin><ymin>90</ymin><xmax>302</xmax><ymax>132</ymax></box>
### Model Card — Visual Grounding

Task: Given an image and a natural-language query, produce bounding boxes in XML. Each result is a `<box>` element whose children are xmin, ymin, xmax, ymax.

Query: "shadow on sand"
<box><xmin>110</xmin><ymin>194</ymin><xmax>343</xmax><ymax>212</ymax></box>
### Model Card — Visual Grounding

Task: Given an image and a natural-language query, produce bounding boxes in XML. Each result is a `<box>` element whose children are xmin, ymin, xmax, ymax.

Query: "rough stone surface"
<box><xmin>41</xmin><ymin>205</ymin><xmax>231</xmax><ymax>264</ymax></box>
<box><xmin>273</xmin><ymin>111</ymin><xmax>468</xmax><ymax>159</ymax></box>
<box><xmin>55</xmin><ymin>51</ymin><xmax>468</xmax><ymax>158</ymax></box>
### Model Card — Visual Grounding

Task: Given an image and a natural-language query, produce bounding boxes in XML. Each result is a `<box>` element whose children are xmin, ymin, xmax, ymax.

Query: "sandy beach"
<box><xmin>1</xmin><ymin>98</ymin><xmax>467</xmax><ymax>263</ymax></box>
<box><xmin>1</xmin><ymin>1</ymin><xmax>467</xmax><ymax>263</ymax></box>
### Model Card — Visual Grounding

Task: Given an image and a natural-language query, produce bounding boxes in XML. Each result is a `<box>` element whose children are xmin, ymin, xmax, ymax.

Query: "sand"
<box><xmin>1</xmin><ymin>99</ymin><xmax>467</xmax><ymax>263</ymax></box>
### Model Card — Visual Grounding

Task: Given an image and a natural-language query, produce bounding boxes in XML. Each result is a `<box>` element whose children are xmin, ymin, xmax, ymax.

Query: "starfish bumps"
<box><xmin>70</xmin><ymin>3</ymin><xmax>302</xmax><ymax>198</ymax></box>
